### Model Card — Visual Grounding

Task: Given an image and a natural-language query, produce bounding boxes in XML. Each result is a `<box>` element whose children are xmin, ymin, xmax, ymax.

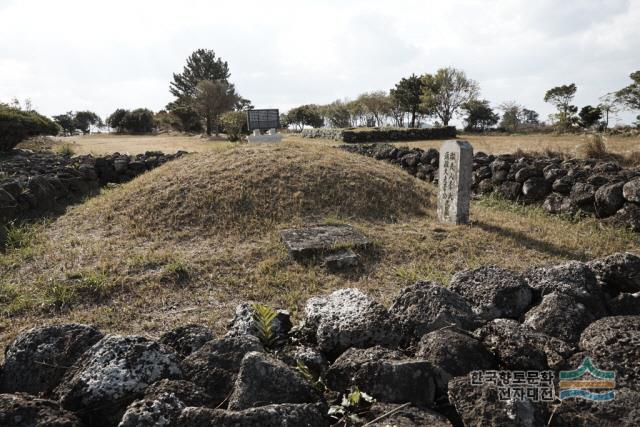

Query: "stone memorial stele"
<box><xmin>437</xmin><ymin>140</ymin><xmax>473</xmax><ymax>224</ymax></box>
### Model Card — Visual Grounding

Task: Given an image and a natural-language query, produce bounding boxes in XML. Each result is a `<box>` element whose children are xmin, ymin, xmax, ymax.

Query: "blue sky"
<box><xmin>0</xmin><ymin>0</ymin><xmax>638</xmax><ymax>125</ymax></box>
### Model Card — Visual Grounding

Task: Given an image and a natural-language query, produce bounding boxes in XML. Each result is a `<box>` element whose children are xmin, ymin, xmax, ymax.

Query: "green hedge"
<box><xmin>0</xmin><ymin>105</ymin><xmax>59</xmax><ymax>151</ymax></box>
<box><xmin>301</xmin><ymin>126</ymin><xmax>456</xmax><ymax>143</ymax></box>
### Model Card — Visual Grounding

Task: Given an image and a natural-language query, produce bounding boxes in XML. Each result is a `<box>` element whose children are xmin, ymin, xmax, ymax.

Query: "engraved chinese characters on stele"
<box><xmin>437</xmin><ymin>140</ymin><xmax>473</xmax><ymax>224</ymax></box>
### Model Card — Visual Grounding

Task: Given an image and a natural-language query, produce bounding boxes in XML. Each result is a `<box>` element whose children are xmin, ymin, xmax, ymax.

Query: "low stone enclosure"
<box><xmin>341</xmin><ymin>144</ymin><xmax>640</xmax><ymax>232</ymax></box>
<box><xmin>1</xmin><ymin>252</ymin><xmax>639</xmax><ymax>426</ymax></box>
<box><xmin>0</xmin><ymin>149</ymin><xmax>186</xmax><ymax>225</ymax></box>
<box><xmin>301</xmin><ymin>126</ymin><xmax>457</xmax><ymax>142</ymax></box>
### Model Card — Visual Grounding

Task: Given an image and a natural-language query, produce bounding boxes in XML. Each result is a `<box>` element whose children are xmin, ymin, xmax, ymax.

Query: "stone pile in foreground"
<box><xmin>1</xmin><ymin>252</ymin><xmax>639</xmax><ymax>426</ymax></box>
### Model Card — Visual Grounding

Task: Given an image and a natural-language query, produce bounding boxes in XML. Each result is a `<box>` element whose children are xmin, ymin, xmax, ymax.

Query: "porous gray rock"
<box><xmin>54</xmin><ymin>335</ymin><xmax>182</xmax><ymax>427</ymax></box>
<box><xmin>543</xmin><ymin>167</ymin><xmax>567</xmax><ymax>182</ymax></box>
<box><xmin>326</xmin><ymin>346</ymin><xmax>438</xmax><ymax>406</ymax></box>
<box><xmin>448</xmin><ymin>266</ymin><xmax>533</xmax><ymax>321</ymax></box>
<box><xmin>182</xmin><ymin>335</ymin><xmax>264</xmax><ymax>405</ymax></box>
<box><xmin>300</xmin><ymin>288</ymin><xmax>398</xmax><ymax>357</ymax></box>
<box><xmin>0</xmin><ymin>393</ymin><xmax>83</xmax><ymax>427</ymax></box>
<box><xmin>587</xmin><ymin>252</ymin><xmax>640</xmax><ymax>294</ymax></box>
<box><xmin>477</xmin><ymin>319</ymin><xmax>574</xmax><ymax>370</ymax></box>
<box><xmin>606</xmin><ymin>202</ymin><xmax>640</xmax><ymax>231</ymax></box>
<box><xmin>228</xmin><ymin>352</ymin><xmax>321</xmax><ymax>410</ymax></box>
<box><xmin>515</xmin><ymin>166</ymin><xmax>540</xmax><ymax>183</ymax></box>
<box><xmin>366</xmin><ymin>403</ymin><xmax>452</xmax><ymax>426</ymax></box>
<box><xmin>543</xmin><ymin>193</ymin><xmax>573</xmax><ymax>215</ymax></box>
<box><xmin>416</xmin><ymin>328</ymin><xmax>497</xmax><ymax>378</ymax></box>
<box><xmin>579</xmin><ymin>316</ymin><xmax>640</xmax><ymax>389</ymax></box>
<box><xmin>159</xmin><ymin>324</ymin><xmax>213</xmax><ymax>358</ymax></box>
<box><xmin>277</xmin><ymin>345</ymin><xmax>328</xmax><ymax>378</ymax></box>
<box><xmin>0</xmin><ymin>323</ymin><xmax>103</xmax><ymax>395</ymax></box>
<box><xmin>549</xmin><ymin>387</ymin><xmax>640</xmax><ymax>426</ymax></box>
<box><xmin>144</xmin><ymin>379</ymin><xmax>213</xmax><ymax>407</ymax></box>
<box><xmin>226</xmin><ymin>303</ymin><xmax>292</xmax><ymax>345</ymax></box>
<box><xmin>448</xmin><ymin>376</ymin><xmax>548</xmax><ymax>427</ymax></box>
<box><xmin>523</xmin><ymin>292</ymin><xmax>595</xmax><ymax>343</ymax></box>
<box><xmin>178</xmin><ymin>403</ymin><xmax>328</xmax><ymax>427</ymax></box>
<box><xmin>622</xmin><ymin>177</ymin><xmax>640</xmax><ymax>202</ymax></box>
<box><xmin>595</xmin><ymin>182</ymin><xmax>625</xmax><ymax>218</ymax></box>
<box><xmin>476</xmin><ymin>178</ymin><xmax>494</xmax><ymax>194</ymax></box>
<box><xmin>524</xmin><ymin>261</ymin><xmax>607</xmax><ymax>317</ymax></box>
<box><xmin>388</xmin><ymin>281</ymin><xmax>479</xmax><ymax>341</ymax></box>
<box><xmin>118</xmin><ymin>393</ymin><xmax>185</xmax><ymax>427</ymax></box>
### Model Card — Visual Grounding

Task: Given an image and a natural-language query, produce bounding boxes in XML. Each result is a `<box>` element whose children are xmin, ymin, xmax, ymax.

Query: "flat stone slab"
<box><xmin>280</xmin><ymin>225</ymin><xmax>370</xmax><ymax>261</ymax></box>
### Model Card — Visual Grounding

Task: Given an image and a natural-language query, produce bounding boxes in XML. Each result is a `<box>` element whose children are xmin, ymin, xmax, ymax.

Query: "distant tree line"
<box><xmin>283</xmin><ymin>68</ymin><xmax>640</xmax><ymax>133</ymax></box>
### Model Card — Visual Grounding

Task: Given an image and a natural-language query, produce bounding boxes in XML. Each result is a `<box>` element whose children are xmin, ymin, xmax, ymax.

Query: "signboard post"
<box><xmin>246</xmin><ymin>109</ymin><xmax>282</xmax><ymax>143</ymax></box>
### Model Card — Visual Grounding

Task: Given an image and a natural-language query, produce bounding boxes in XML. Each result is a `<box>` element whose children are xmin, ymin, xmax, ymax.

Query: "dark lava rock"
<box><xmin>552</xmin><ymin>176</ymin><xmax>574</xmax><ymax>194</ymax></box>
<box><xmin>477</xmin><ymin>319</ymin><xmax>574</xmax><ymax>370</ymax></box>
<box><xmin>543</xmin><ymin>193</ymin><xmax>574</xmax><ymax>214</ymax></box>
<box><xmin>544</xmin><ymin>167</ymin><xmax>567</xmax><ymax>182</ymax></box>
<box><xmin>595</xmin><ymin>182</ymin><xmax>625</xmax><ymax>218</ymax></box>
<box><xmin>326</xmin><ymin>346</ymin><xmax>438</xmax><ymax>406</ymax></box>
<box><xmin>587</xmin><ymin>252</ymin><xmax>640</xmax><ymax>294</ymax></box>
<box><xmin>524</xmin><ymin>261</ymin><xmax>607</xmax><ymax>317</ymax></box>
<box><xmin>522</xmin><ymin>177</ymin><xmax>550</xmax><ymax>201</ymax></box>
<box><xmin>0</xmin><ymin>392</ymin><xmax>83</xmax><ymax>427</ymax></box>
<box><xmin>366</xmin><ymin>403</ymin><xmax>452</xmax><ymax>426</ymax></box>
<box><xmin>178</xmin><ymin>403</ymin><xmax>328</xmax><ymax>427</ymax></box>
<box><xmin>300</xmin><ymin>288</ymin><xmax>398</xmax><ymax>357</ymax></box>
<box><xmin>523</xmin><ymin>292</ymin><xmax>595</xmax><ymax>344</ymax></box>
<box><xmin>549</xmin><ymin>387</ymin><xmax>640</xmax><ymax>426</ymax></box>
<box><xmin>448</xmin><ymin>376</ymin><xmax>547</xmax><ymax>427</ymax></box>
<box><xmin>416</xmin><ymin>328</ymin><xmax>497</xmax><ymax>378</ymax></box>
<box><xmin>476</xmin><ymin>178</ymin><xmax>494</xmax><ymax>194</ymax></box>
<box><xmin>117</xmin><ymin>393</ymin><xmax>184</xmax><ymax>427</ymax></box>
<box><xmin>570</xmin><ymin>182</ymin><xmax>596</xmax><ymax>209</ymax></box>
<box><xmin>277</xmin><ymin>345</ymin><xmax>328</xmax><ymax>378</ymax></box>
<box><xmin>182</xmin><ymin>335</ymin><xmax>264</xmax><ymax>405</ymax></box>
<box><xmin>607</xmin><ymin>292</ymin><xmax>640</xmax><ymax>315</ymax></box>
<box><xmin>515</xmin><ymin>166</ymin><xmax>541</xmax><ymax>183</ymax></box>
<box><xmin>388</xmin><ymin>281</ymin><xmax>479</xmax><ymax>341</ymax></box>
<box><xmin>0</xmin><ymin>323</ymin><xmax>103</xmax><ymax>395</ymax></box>
<box><xmin>579</xmin><ymin>316</ymin><xmax>640</xmax><ymax>389</ymax></box>
<box><xmin>606</xmin><ymin>202</ymin><xmax>640</xmax><ymax>231</ymax></box>
<box><xmin>226</xmin><ymin>303</ymin><xmax>292</xmax><ymax>345</ymax></box>
<box><xmin>144</xmin><ymin>379</ymin><xmax>213</xmax><ymax>407</ymax></box>
<box><xmin>159</xmin><ymin>324</ymin><xmax>214</xmax><ymax>358</ymax></box>
<box><xmin>54</xmin><ymin>335</ymin><xmax>182</xmax><ymax>427</ymax></box>
<box><xmin>449</xmin><ymin>266</ymin><xmax>533</xmax><ymax>321</ymax></box>
<box><xmin>228</xmin><ymin>352</ymin><xmax>321</xmax><ymax>410</ymax></box>
<box><xmin>496</xmin><ymin>181</ymin><xmax>521</xmax><ymax>200</ymax></box>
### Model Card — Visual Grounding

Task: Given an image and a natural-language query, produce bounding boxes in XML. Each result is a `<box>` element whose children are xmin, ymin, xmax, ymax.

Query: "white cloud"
<box><xmin>0</xmin><ymin>0</ymin><xmax>638</xmax><ymax>124</ymax></box>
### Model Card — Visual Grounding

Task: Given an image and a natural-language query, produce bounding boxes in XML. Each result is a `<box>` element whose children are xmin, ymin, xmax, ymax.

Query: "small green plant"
<box><xmin>296</xmin><ymin>360</ymin><xmax>327</xmax><ymax>392</ymax></box>
<box><xmin>328</xmin><ymin>386</ymin><xmax>376</xmax><ymax>426</ymax></box>
<box><xmin>55</xmin><ymin>143</ymin><xmax>76</xmax><ymax>156</ymax></box>
<box><xmin>3</xmin><ymin>222</ymin><xmax>37</xmax><ymax>251</ymax></box>
<box><xmin>252</xmin><ymin>303</ymin><xmax>278</xmax><ymax>348</ymax></box>
<box><xmin>160</xmin><ymin>259</ymin><xmax>191</xmax><ymax>284</ymax></box>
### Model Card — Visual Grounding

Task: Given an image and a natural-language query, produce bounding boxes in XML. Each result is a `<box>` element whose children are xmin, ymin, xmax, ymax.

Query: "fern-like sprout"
<box><xmin>252</xmin><ymin>303</ymin><xmax>278</xmax><ymax>348</ymax></box>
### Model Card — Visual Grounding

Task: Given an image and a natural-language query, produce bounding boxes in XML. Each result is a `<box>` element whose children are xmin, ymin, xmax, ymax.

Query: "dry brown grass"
<box><xmin>22</xmin><ymin>133</ymin><xmax>233</xmax><ymax>155</ymax></box>
<box><xmin>1</xmin><ymin>139</ymin><xmax>638</xmax><ymax>354</ymax></box>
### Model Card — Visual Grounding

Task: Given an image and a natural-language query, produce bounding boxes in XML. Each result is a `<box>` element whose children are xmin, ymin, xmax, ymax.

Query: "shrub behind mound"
<box><xmin>57</xmin><ymin>143</ymin><xmax>434</xmax><ymax>238</ymax></box>
<box><xmin>0</xmin><ymin>105</ymin><xmax>59</xmax><ymax>151</ymax></box>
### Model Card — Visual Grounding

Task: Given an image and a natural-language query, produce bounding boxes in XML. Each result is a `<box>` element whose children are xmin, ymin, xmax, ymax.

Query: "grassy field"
<box><xmin>19</xmin><ymin>131</ymin><xmax>640</xmax><ymax>158</ymax></box>
<box><xmin>1</xmin><ymin>138</ymin><xmax>638</xmax><ymax>354</ymax></box>
<box><xmin>41</xmin><ymin>133</ymin><xmax>233</xmax><ymax>155</ymax></box>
